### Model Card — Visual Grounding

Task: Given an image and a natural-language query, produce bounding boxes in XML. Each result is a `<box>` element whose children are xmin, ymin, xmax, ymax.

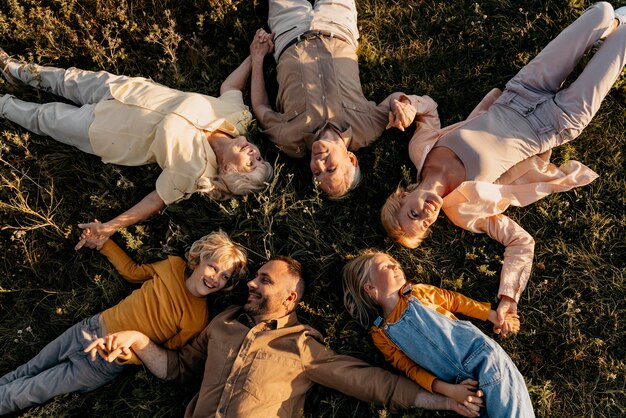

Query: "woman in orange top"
<box><xmin>343</xmin><ymin>251</ymin><xmax>532</xmax><ymax>417</ymax></box>
<box><xmin>0</xmin><ymin>230</ymin><xmax>246</xmax><ymax>414</ymax></box>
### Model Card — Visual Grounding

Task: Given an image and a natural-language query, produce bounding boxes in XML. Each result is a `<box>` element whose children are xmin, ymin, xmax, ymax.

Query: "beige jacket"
<box><xmin>166</xmin><ymin>305</ymin><xmax>423</xmax><ymax>418</ymax></box>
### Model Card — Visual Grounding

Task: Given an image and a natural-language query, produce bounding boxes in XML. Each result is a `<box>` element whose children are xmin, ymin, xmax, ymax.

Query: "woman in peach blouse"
<box><xmin>382</xmin><ymin>3</ymin><xmax>625</xmax><ymax>330</ymax></box>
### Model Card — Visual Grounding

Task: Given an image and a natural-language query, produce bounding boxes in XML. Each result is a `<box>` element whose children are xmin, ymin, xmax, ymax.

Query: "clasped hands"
<box><xmin>84</xmin><ymin>331</ymin><xmax>145</xmax><ymax>363</ymax></box>
<box><xmin>494</xmin><ymin>296</ymin><xmax>520</xmax><ymax>337</ymax></box>
<box><xmin>74</xmin><ymin>219</ymin><xmax>115</xmax><ymax>251</ymax></box>
<box><xmin>250</xmin><ymin>28</ymin><xmax>274</xmax><ymax>59</ymax></box>
<box><xmin>387</xmin><ymin>94</ymin><xmax>418</xmax><ymax>131</ymax></box>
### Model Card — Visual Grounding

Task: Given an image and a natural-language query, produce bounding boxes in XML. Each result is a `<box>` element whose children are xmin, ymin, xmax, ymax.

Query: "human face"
<box><xmin>397</xmin><ymin>187</ymin><xmax>443</xmax><ymax>237</ymax></box>
<box><xmin>310</xmin><ymin>138</ymin><xmax>356</xmax><ymax>196</ymax></box>
<box><xmin>186</xmin><ymin>258</ymin><xmax>234</xmax><ymax>298</ymax></box>
<box><xmin>221</xmin><ymin>136</ymin><xmax>264</xmax><ymax>173</ymax></box>
<box><xmin>245</xmin><ymin>260</ymin><xmax>296</xmax><ymax>320</ymax></box>
<box><xmin>366</xmin><ymin>254</ymin><xmax>407</xmax><ymax>303</ymax></box>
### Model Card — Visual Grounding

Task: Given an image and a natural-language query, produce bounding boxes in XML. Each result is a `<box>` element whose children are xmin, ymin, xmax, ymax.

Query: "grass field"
<box><xmin>1</xmin><ymin>0</ymin><xmax>625</xmax><ymax>416</ymax></box>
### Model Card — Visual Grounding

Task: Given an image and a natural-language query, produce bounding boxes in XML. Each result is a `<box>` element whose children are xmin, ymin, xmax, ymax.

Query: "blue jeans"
<box><xmin>0</xmin><ymin>315</ymin><xmax>126</xmax><ymax>414</ymax></box>
<box><xmin>378</xmin><ymin>297</ymin><xmax>534</xmax><ymax>418</ymax></box>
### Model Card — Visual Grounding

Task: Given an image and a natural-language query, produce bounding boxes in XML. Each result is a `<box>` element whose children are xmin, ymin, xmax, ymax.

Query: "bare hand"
<box><xmin>494</xmin><ymin>312</ymin><xmax>521</xmax><ymax>337</ymax></box>
<box><xmin>447</xmin><ymin>379</ymin><xmax>481</xmax><ymax>404</ymax></box>
<box><xmin>84</xmin><ymin>331</ymin><xmax>146</xmax><ymax>362</ymax></box>
<box><xmin>448</xmin><ymin>379</ymin><xmax>484</xmax><ymax>417</ymax></box>
<box><xmin>75</xmin><ymin>219</ymin><xmax>115</xmax><ymax>251</ymax></box>
<box><xmin>386</xmin><ymin>97</ymin><xmax>417</xmax><ymax>131</ymax></box>
<box><xmin>496</xmin><ymin>296</ymin><xmax>519</xmax><ymax>336</ymax></box>
<box><xmin>250</xmin><ymin>28</ymin><xmax>274</xmax><ymax>60</ymax></box>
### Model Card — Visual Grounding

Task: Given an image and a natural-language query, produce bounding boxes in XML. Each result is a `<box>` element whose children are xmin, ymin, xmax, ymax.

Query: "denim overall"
<box><xmin>374</xmin><ymin>295</ymin><xmax>534</xmax><ymax>417</ymax></box>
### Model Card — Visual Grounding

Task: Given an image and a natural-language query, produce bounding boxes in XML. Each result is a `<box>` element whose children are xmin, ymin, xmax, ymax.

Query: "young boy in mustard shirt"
<box><xmin>0</xmin><ymin>230</ymin><xmax>247</xmax><ymax>414</ymax></box>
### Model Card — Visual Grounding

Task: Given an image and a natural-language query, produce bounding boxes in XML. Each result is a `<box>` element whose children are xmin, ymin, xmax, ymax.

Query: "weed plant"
<box><xmin>0</xmin><ymin>0</ymin><xmax>624</xmax><ymax>417</ymax></box>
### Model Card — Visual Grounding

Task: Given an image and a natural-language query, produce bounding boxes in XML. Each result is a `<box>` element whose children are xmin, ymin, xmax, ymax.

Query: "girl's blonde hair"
<box><xmin>185</xmin><ymin>230</ymin><xmax>247</xmax><ymax>291</ymax></box>
<box><xmin>381</xmin><ymin>183</ymin><xmax>431</xmax><ymax>249</ymax></box>
<box><xmin>342</xmin><ymin>251</ymin><xmax>401</xmax><ymax>328</ymax></box>
<box><xmin>197</xmin><ymin>159</ymin><xmax>274</xmax><ymax>201</ymax></box>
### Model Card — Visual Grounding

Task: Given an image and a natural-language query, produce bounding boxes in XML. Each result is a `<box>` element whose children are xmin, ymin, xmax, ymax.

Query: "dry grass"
<box><xmin>1</xmin><ymin>0</ymin><xmax>625</xmax><ymax>416</ymax></box>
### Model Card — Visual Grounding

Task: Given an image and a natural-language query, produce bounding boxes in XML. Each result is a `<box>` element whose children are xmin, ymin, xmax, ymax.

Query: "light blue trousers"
<box><xmin>0</xmin><ymin>315</ymin><xmax>125</xmax><ymax>414</ymax></box>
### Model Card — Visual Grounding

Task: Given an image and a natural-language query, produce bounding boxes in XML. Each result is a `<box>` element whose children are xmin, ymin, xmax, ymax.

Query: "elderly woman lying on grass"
<box><xmin>0</xmin><ymin>49</ymin><xmax>273</xmax><ymax>250</ymax></box>
<box><xmin>382</xmin><ymin>3</ymin><xmax>626</xmax><ymax>333</ymax></box>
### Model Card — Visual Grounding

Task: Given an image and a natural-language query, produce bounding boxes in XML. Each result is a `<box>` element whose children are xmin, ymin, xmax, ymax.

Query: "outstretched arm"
<box><xmin>487</xmin><ymin>309</ymin><xmax>520</xmax><ymax>337</ymax></box>
<box><xmin>379</xmin><ymin>92</ymin><xmax>417</xmax><ymax>131</ymax></box>
<box><xmin>85</xmin><ymin>331</ymin><xmax>168</xmax><ymax>379</ymax></box>
<box><xmin>465</xmin><ymin>213</ymin><xmax>534</xmax><ymax>332</ymax></box>
<box><xmin>250</xmin><ymin>28</ymin><xmax>274</xmax><ymax>124</ymax></box>
<box><xmin>75</xmin><ymin>190</ymin><xmax>165</xmax><ymax>250</ymax></box>
<box><xmin>220</xmin><ymin>55</ymin><xmax>252</xmax><ymax>94</ymax></box>
<box><xmin>379</xmin><ymin>93</ymin><xmax>440</xmax><ymax>132</ymax></box>
<box><xmin>303</xmin><ymin>335</ymin><xmax>482</xmax><ymax>416</ymax></box>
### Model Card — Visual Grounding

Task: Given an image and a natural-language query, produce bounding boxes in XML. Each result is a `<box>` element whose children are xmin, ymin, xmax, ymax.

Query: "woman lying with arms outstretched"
<box><xmin>382</xmin><ymin>2</ymin><xmax>626</xmax><ymax>332</ymax></box>
<box><xmin>0</xmin><ymin>46</ymin><xmax>274</xmax><ymax>250</ymax></box>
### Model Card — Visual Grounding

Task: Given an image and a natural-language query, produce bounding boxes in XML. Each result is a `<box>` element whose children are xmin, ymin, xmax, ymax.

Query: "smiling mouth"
<box><xmin>247</xmin><ymin>292</ymin><xmax>261</xmax><ymax>300</ymax></box>
<box><xmin>424</xmin><ymin>200</ymin><xmax>438</xmax><ymax>213</ymax></box>
<box><xmin>203</xmin><ymin>279</ymin><xmax>217</xmax><ymax>289</ymax></box>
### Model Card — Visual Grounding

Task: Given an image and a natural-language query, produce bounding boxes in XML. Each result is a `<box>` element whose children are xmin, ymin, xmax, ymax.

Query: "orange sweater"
<box><xmin>99</xmin><ymin>240</ymin><xmax>209</xmax><ymax>364</ymax></box>
<box><xmin>369</xmin><ymin>283</ymin><xmax>490</xmax><ymax>392</ymax></box>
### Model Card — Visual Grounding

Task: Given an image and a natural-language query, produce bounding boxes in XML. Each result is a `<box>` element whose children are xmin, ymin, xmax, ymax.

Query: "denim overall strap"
<box><xmin>382</xmin><ymin>296</ymin><xmax>487</xmax><ymax>383</ymax></box>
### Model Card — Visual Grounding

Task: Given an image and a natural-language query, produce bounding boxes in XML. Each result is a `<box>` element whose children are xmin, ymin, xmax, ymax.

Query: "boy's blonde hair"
<box><xmin>381</xmin><ymin>184</ymin><xmax>430</xmax><ymax>249</ymax></box>
<box><xmin>185</xmin><ymin>230</ymin><xmax>247</xmax><ymax>291</ymax></box>
<box><xmin>342</xmin><ymin>251</ymin><xmax>401</xmax><ymax>328</ymax></box>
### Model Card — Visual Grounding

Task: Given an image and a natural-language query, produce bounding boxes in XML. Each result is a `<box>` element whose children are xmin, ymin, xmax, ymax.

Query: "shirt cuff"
<box><xmin>98</xmin><ymin>239</ymin><xmax>119</xmax><ymax>257</ymax></box>
<box><xmin>390</xmin><ymin>376</ymin><xmax>424</xmax><ymax>409</ymax></box>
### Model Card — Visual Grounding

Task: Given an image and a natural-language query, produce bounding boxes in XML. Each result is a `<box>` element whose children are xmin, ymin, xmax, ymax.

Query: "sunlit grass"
<box><xmin>1</xmin><ymin>0</ymin><xmax>624</xmax><ymax>416</ymax></box>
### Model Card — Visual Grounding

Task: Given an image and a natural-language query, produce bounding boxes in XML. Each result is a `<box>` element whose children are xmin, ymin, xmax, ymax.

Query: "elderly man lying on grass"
<box><xmin>249</xmin><ymin>0</ymin><xmax>423</xmax><ymax>198</ymax></box>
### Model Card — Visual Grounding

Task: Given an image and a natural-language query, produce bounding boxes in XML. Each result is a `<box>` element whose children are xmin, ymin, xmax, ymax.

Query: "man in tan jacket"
<box><xmin>86</xmin><ymin>257</ymin><xmax>484</xmax><ymax>417</ymax></box>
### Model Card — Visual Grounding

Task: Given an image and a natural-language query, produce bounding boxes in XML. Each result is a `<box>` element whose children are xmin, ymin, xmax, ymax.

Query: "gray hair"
<box><xmin>197</xmin><ymin>160</ymin><xmax>274</xmax><ymax>201</ymax></box>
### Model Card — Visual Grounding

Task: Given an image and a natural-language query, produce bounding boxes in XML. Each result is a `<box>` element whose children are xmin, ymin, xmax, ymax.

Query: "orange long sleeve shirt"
<box><xmin>99</xmin><ymin>240</ymin><xmax>209</xmax><ymax>364</ymax></box>
<box><xmin>369</xmin><ymin>283</ymin><xmax>491</xmax><ymax>392</ymax></box>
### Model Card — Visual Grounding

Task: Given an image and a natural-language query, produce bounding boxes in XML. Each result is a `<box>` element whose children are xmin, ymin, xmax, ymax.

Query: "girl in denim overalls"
<box><xmin>343</xmin><ymin>251</ymin><xmax>534</xmax><ymax>417</ymax></box>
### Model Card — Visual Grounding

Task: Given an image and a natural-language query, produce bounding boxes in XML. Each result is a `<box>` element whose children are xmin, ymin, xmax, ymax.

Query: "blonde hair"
<box><xmin>342</xmin><ymin>251</ymin><xmax>401</xmax><ymax>328</ymax></box>
<box><xmin>381</xmin><ymin>184</ymin><xmax>430</xmax><ymax>249</ymax></box>
<box><xmin>197</xmin><ymin>159</ymin><xmax>274</xmax><ymax>201</ymax></box>
<box><xmin>185</xmin><ymin>230</ymin><xmax>247</xmax><ymax>291</ymax></box>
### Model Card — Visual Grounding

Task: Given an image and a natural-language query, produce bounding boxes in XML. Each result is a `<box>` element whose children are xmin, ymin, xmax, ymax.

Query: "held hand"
<box><xmin>84</xmin><ymin>331</ymin><xmax>148</xmax><ymax>362</ymax></box>
<box><xmin>75</xmin><ymin>219</ymin><xmax>115</xmax><ymax>251</ymax></box>
<box><xmin>452</xmin><ymin>378</ymin><xmax>483</xmax><ymax>417</ymax></box>
<box><xmin>496</xmin><ymin>296</ymin><xmax>519</xmax><ymax>336</ymax></box>
<box><xmin>84</xmin><ymin>337</ymin><xmax>110</xmax><ymax>362</ymax></box>
<box><xmin>495</xmin><ymin>312</ymin><xmax>521</xmax><ymax>337</ymax></box>
<box><xmin>250</xmin><ymin>28</ymin><xmax>274</xmax><ymax>60</ymax></box>
<box><xmin>447</xmin><ymin>379</ymin><xmax>480</xmax><ymax>404</ymax></box>
<box><xmin>386</xmin><ymin>98</ymin><xmax>417</xmax><ymax>131</ymax></box>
